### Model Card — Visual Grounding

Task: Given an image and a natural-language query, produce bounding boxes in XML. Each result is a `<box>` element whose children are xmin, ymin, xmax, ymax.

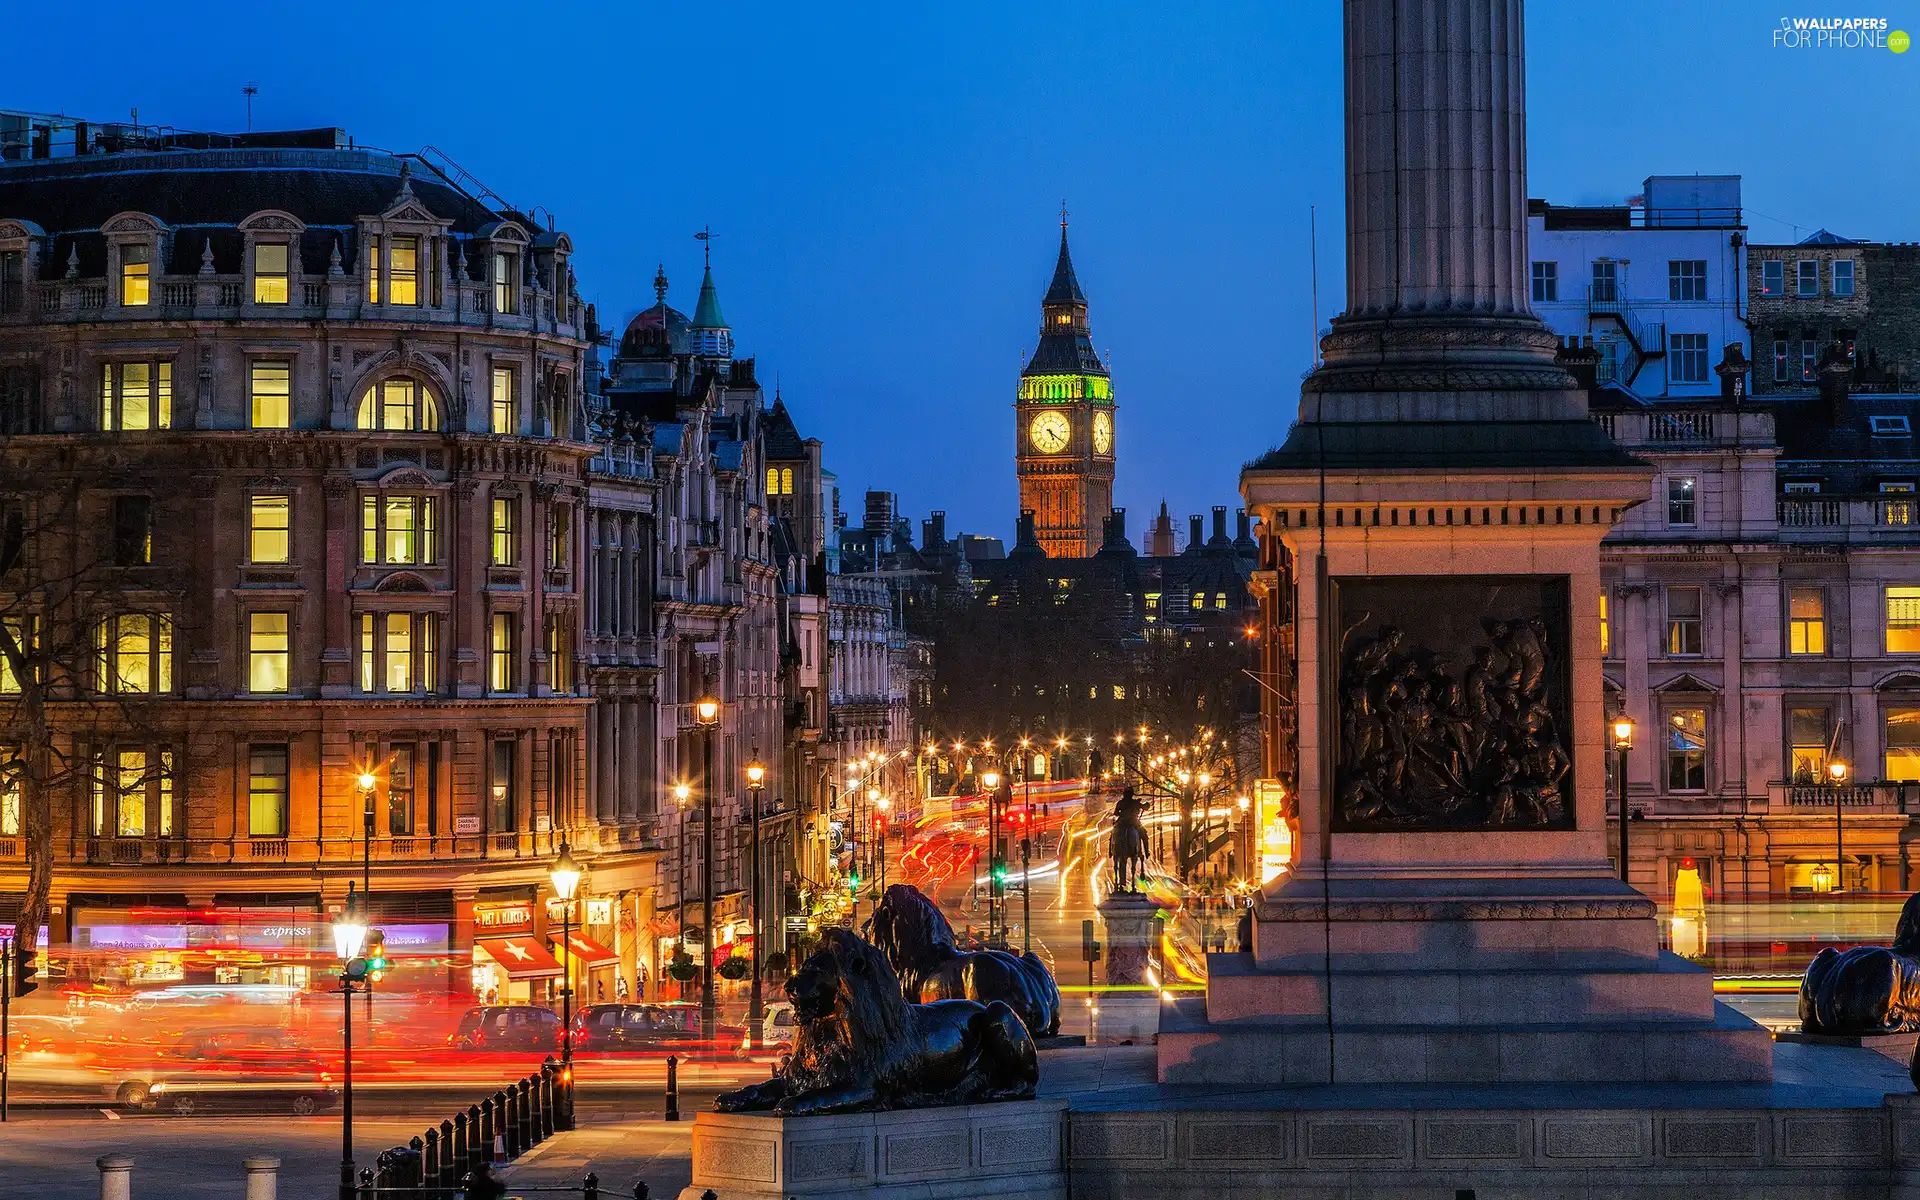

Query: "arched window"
<box><xmin>781</xmin><ymin>467</ymin><xmax>794</xmax><ymax>495</ymax></box>
<box><xmin>766</xmin><ymin>467</ymin><xmax>779</xmax><ymax>496</ymax></box>
<box><xmin>356</xmin><ymin>378</ymin><xmax>440</xmax><ymax>432</ymax></box>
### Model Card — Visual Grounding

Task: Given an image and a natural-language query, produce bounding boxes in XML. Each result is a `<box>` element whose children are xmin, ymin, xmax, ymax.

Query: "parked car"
<box><xmin>568</xmin><ymin>1003</ymin><xmax>749</xmax><ymax>1055</ymax></box>
<box><xmin>763</xmin><ymin>1001</ymin><xmax>798</xmax><ymax>1053</ymax></box>
<box><xmin>144</xmin><ymin>1027</ymin><xmax>337</xmax><ymax>1116</ymax></box>
<box><xmin>447</xmin><ymin>1005</ymin><xmax>562</xmax><ymax>1052</ymax></box>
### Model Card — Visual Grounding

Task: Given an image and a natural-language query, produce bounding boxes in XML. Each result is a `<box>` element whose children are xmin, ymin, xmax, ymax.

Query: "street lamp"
<box><xmin>980</xmin><ymin>768</ymin><xmax>1002</xmax><ymax>943</ymax></box>
<box><xmin>1830</xmin><ymin>757</ymin><xmax>1852</xmax><ymax>895</ymax></box>
<box><xmin>744</xmin><ymin>752</ymin><xmax>767</xmax><ymax>1044</ymax></box>
<box><xmin>332</xmin><ymin>884</ymin><xmax>369</xmax><ymax>1200</ymax></box>
<box><xmin>1610</xmin><ymin>716</ymin><xmax>1635</xmax><ymax>884</ymax></box>
<box><xmin>695</xmin><ymin>695</ymin><xmax>721</xmax><ymax>1043</ymax></box>
<box><xmin>550</xmin><ymin>843</ymin><xmax>582</xmax><ymax>1058</ymax></box>
<box><xmin>356</xmin><ymin>770</ymin><xmax>377</xmax><ymax>1027</ymax></box>
<box><xmin>673</xmin><ymin>782</ymin><xmax>692</xmax><ymax>988</ymax></box>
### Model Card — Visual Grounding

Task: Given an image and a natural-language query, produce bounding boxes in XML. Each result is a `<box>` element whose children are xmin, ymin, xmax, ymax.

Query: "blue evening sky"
<box><xmin>12</xmin><ymin>2</ymin><xmax>1920</xmax><ymax>544</ymax></box>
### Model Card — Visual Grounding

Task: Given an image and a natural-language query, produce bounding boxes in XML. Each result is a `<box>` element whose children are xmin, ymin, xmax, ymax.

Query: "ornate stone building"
<box><xmin>0</xmin><ymin>119</ymin><xmax>620</xmax><ymax>1000</ymax></box>
<box><xmin>1015</xmin><ymin>219</ymin><xmax>1115</xmax><ymax>558</ymax></box>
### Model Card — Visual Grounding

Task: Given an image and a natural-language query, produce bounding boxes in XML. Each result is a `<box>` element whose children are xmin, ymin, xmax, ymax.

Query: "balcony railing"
<box><xmin>1765</xmin><ymin>781</ymin><xmax>1920</xmax><ymax>813</ymax></box>
<box><xmin>1779</xmin><ymin>498</ymin><xmax>1845</xmax><ymax>527</ymax></box>
<box><xmin>46</xmin><ymin>827</ymin><xmax>622</xmax><ymax>867</ymax></box>
<box><xmin>1648</xmin><ymin>411</ymin><xmax>1715</xmax><ymax>442</ymax></box>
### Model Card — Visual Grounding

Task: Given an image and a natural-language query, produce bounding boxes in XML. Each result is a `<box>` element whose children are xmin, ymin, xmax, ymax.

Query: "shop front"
<box><xmin>68</xmin><ymin>903</ymin><xmax>323</xmax><ymax>997</ymax></box>
<box><xmin>472</xmin><ymin>936</ymin><xmax>563</xmax><ymax>1005</ymax></box>
<box><xmin>554</xmin><ymin>930</ymin><xmax>619</xmax><ymax>1004</ymax></box>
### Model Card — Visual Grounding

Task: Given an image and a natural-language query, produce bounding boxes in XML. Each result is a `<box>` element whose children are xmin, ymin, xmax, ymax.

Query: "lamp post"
<box><xmin>357</xmin><ymin>771</ymin><xmax>376</xmax><ymax>1027</ymax></box>
<box><xmin>874</xmin><ymin>794</ymin><xmax>890</xmax><ymax>896</ymax></box>
<box><xmin>550</xmin><ymin>844</ymin><xmax>582</xmax><ymax>1064</ymax></box>
<box><xmin>980</xmin><ymin>766</ymin><xmax>1002</xmax><ymax>946</ymax></box>
<box><xmin>673</xmin><ymin>782</ymin><xmax>691</xmax><ymax>998</ymax></box>
<box><xmin>745</xmin><ymin>753</ymin><xmax>767</xmax><ymax>1045</ymax></box>
<box><xmin>1610</xmin><ymin>716</ymin><xmax>1635</xmax><ymax>884</ymax></box>
<box><xmin>1830</xmin><ymin>757</ymin><xmax>1852</xmax><ymax>894</ymax></box>
<box><xmin>332</xmin><ymin>884</ymin><xmax>369</xmax><ymax>1200</ymax></box>
<box><xmin>695</xmin><ymin>695</ymin><xmax>721</xmax><ymax>1044</ymax></box>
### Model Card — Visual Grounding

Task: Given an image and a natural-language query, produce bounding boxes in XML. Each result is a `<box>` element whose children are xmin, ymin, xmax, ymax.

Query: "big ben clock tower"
<box><xmin>1016</xmin><ymin>212</ymin><xmax>1114</xmax><ymax>558</ymax></box>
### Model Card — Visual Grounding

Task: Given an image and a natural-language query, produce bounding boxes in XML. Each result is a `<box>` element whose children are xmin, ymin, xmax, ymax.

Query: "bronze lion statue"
<box><xmin>865</xmin><ymin>883</ymin><xmax>1062</xmax><ymax>1037</ymax></box>
<box><xmin>714</xmin><ymin>928</ymin><xmax>1038</xmax><ymax>1115</ymax></box>
<box><xmin>1801</xmin><ymin>891</ymin><xmax>1920</xmax><ymax>1035</ymax></box>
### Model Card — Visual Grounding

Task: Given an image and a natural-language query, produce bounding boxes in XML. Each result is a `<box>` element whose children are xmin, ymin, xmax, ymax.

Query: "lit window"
<box><xmin>1888</xmin><ymin>708</ymin><xmax>1920</xmax><ymax>783</ymax></box>
<box><xmin>1666</xmin><ymin>586</ymin><xmax>1703</xmax><ymax>656</ymax></box>
<box><xmin>389</xmin><ymin>235</ymin><xmax>419</xmax><ymax>305</ymax></box>
<box><xmin>388</xmin><ymin>744</ymin><xmax>415</xmax><ymax>836</ymax></box>
<box><xmin>1789</xmin><ymin>706</ymin><xmax>1831</xmax><ymax>784</ymax></box>
<box><xmin>358</xmin><ymin>613</ymin><xmax>374</xmax><ymax>692</ymax></box>
<box><xmin>766</xmin><ymin>466</ymin><xmax>779</xmax><ymax>495</ymax></box>
<box><xmin>384</xmin><ymin>612</ymin><xmax>412</xmax><ymax>692</ymax></box>
<box><xmin>100</xmin><ymin>361</ymin><xmax>172</xmax><ymax>431</ymax></box>
<box><xmin>116</xmin><ymin>748</ymin><xmax>147</xmax><ymax>836</ymax></box>
<box><xmin>490</xmin><ymin>367</ymin><xmax>518</xmax><ymax>434</ymax></box>
<box><xmin>359</xmin><ymin>494</ymin><xmax>436</xmax><ymax>565</ymax></box>
<box><xmin>490</xmin><ymin>611</ymin><xmax>516</xmax><ymax>692</ymax></box>
<box><xmin>250</xmin><ymin>361</ymin><xmax>291</xmax><ymax>429</ymax></box>
<box><xmin>549</xmin><ymin>505</ymin><xmax>570</xmax><ymax>570</ymax></box>
<box><xmin>0</xmin><ymin>615</ymin><xmax>38</xmax><ymax>694</ymax></box>
<box><xmin>1797</xmin><ymin>260</ymin><xmax>1819</xmax><ymax>297</ymax></box>
<box><xmin>0</xmin><ymin>751</ymin><xmax>18</xmax><ymax>836</ymax></box>
<box><xmin>1668</xmin><ymin>260</ymin><xmax>1708</xmax><ymax>302</ymax></box>
<box><xmin>1599</xmin><ymin>591</ymin><xmax>1610</xmax><ymax>657</ymax></box>
<box><xmin>1883</xmin><ymin>480</ymin><xmax>1916</xmax><ymax>526</ymax></box>
<box><xmin>1762</xmin><ymin>260</ymin><xmax>1785</xmax><ymax>297</ymax></box>
<box><xmin>1789</xmin><ymin>587</ymin><xmax>1826</xmax><ymax>655</ymax></box>
<box><xmin>249</xmin><ymin>495</ymin><xmax>290</xmax><ymax>564</ymax></box>
<box><xmin>1667</xmin><ymin>476</ymin><xmax>1697</xmax><ymax>526</ymax></box>
<box><xmin>1888</xmin><ymin>586</ymin><xmax>1920</xmax><ymax>653</ymax></box>
<box><xmin>491</xmin><ymin>497</ymin><xmax>518</xmax><ymax>566</ymax></box>
<box><xmin>547</xmin><ymin>614</ymin><xmax>572</xmax><ymax>693</ymax></box>
<box><xmin>1666</xmin><ymin>708</ymin><xmax>1707</xmax><ymax>791</ymax></box>
<box><xmin>489</xmin><ymin>739</ymin><xmax>515</xmax><ymax>831</ymax></box>
<box><xmin>120</xmin><ymin>244</ymin><xmax>150</xmax><ymax>306</ymax></box>
<box><xmin>248</xmin><ymin>611</ymin><xmax>290</xmax><ymax>693</ymax></box>
<box><xmin>96</xmin><ymin>612</ymin><xmax>172</xmax><ymax>694</ymax></box>
<box><xmin>781</xmin><ymin>467</ymin><xmax>794</xmax><ymax>495</ymax></box>
<box><xmin>112</xmin><ymin>496</ymin><xmax>152</xmax><ymax>566</ymax></box>
<box><xmin>247</xmin><ymin>744</ymin><xmax>289</xmax><ymax>837</ymax></box>
<box><xmin>493</xmin><ymin>251</ymin><xmax>518</xmax><ymax>315</ymax></box>
<box><xmin>1834</xmin><ymin>259</ymin><xmax>1857</xmax><ymax>297</ymax></box>
<box><xmin>366</xmin><ymin>235</ymin><xmax>381</xmax><ymax>304</ymax></box>
<box><xmin>253</xmin><ymin>243</ymin><xmax>290</xmax><ymax>304</ymax></box>
<box><xmin>355</xmin><ymin>378</ymin><xmax>438</xmax><ymax>431</ymax></box>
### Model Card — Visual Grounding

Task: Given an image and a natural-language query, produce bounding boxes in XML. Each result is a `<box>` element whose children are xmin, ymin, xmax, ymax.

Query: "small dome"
<box><xmin>620</xmin><ymin>302</ymin><xmax>689</xmax><ymax>358</ymax></box>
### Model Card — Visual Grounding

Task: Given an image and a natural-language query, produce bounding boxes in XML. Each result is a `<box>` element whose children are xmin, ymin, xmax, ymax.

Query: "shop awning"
<box><xmin>554</xmin><ymin>932</ymin><xmax>618</xmax><ymax>967</ymax></box>
<box><xmin>475</xmin><ymin>937</ymin><xmax>563</xmax><ymax>979</ymax></box>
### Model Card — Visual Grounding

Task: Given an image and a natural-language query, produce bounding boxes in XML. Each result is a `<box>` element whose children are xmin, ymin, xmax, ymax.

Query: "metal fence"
<box><xmin>362</xmin><ymin>1057</ymin><xmax>577</xmax><ymax>1194</ymax></box>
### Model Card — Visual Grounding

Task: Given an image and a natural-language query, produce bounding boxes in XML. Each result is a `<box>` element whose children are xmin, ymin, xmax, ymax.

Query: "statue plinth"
<box><xmin>1097</xmin><ymin>892</ymin><xmax>1160</xmax><ymax>987</ymax></box>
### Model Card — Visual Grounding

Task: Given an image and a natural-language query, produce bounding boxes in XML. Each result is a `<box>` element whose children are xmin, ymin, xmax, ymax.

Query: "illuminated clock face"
<box><xmin>1092</xmin><ymin>410</ymin><xmax>1113</xmax><ymax>455</ymax></box>
<box><xmin>1029</xmin><ymin>410</ymin><xmax>1072</xmax><ymax>455</ymax></box>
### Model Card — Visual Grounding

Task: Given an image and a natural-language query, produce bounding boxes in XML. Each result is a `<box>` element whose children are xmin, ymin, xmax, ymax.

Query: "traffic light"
<box><xmin>365</xmin><ymin>930</ymin><xmax>388</xmax><ymax>981</ymax></box>
<box><xmin>1081</xmin><ymin>918</ymin><xmax>1102</xmax><ymax>963</ymax></box>
<box><xmin>13</xmin><ymin>940</ymin><xmax>38</xmax><ymax>996</ymax></box>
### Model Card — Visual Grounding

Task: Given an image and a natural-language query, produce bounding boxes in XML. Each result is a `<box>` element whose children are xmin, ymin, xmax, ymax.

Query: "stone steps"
<box><xmin>1205</xmin><ymin>949</ymin><xmax>1718</xmax><ymax>1026</ymax></box>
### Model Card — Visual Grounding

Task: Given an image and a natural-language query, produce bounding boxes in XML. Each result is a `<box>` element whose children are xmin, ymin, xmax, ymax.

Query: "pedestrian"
<box><xmin>596</xmin><ymin>979</ymin><xmax>606</xmax><ymax>1002</ymax></box>
<box><xmin>485</xmin><ymin>986</ymin><xmax>499</xmax><ymax>1005</ymax></box>
<box><xmin>614</xmin><ymin>973</ymin><xmax>630</xmax><ymax>1000</ymax></box>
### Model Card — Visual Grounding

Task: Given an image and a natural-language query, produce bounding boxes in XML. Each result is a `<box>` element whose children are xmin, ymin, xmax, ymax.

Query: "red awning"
<box><xmin>555</xmin><ymin>932</ymin><xmax>618</xmax><ymax>967</ymax></box>
<box><xmin>475</xmin><ymin>937</ymin><xmax>563</xmax><ymax>979</ymax></box>
<box><xmin>713</xmin><ymin>934</ymin><xmax>754</xmax><ymax>968</ymax></box>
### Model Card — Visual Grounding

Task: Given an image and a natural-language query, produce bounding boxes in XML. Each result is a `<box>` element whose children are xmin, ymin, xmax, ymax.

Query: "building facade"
<box><xmin>1015</xmin><ymin>221</ymin><xmax>1114</xmax><ymax>558</ymax></box>
<box><xmin>1528</xmin><ymin>175</ymin><xmax>1749</xmax><ymax>399</ymax></box>
<box><xmin>0</xmin><ymin>119</ymin><xmax>622</xmax><ymax>1001</ymax></box>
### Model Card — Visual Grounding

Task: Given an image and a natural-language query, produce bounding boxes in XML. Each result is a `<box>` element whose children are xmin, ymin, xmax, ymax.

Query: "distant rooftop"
<box><xmin>1530</xmin><ymin>174</ymin><xmax>1743</xmax><ymax>232</ymax></box>
<box><xmin>0</xmin><ymin>109</ymin><xmax>348</xmax><ymax>165</ymax></box>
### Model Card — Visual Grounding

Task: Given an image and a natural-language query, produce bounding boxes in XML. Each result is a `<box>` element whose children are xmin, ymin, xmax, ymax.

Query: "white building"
<box><xmin>1529</xmin><ymin>175</ymin><xmax>1748</xmax><ymax>400</ymax></box>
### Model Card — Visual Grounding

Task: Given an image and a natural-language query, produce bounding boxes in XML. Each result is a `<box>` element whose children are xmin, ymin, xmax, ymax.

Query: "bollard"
<box><xmin>493</xmin><ymin>1089</ymin><xmax>511</xmax><ymax>1160</ymax></box>
<box><xmin>503</xmin><ymin>1084</ymin><xmax>520</xmax><ymax>1159</ymax></box>
<box><xmin>664</xmin><ymin>1054</ymin><xmax>679</xmax><ymax>1122</ymax></box>
<box><xmin>517</xmin><ymin>1077</ymin><xmax>533</xmax><ymax>1150</ymax></box>
<box><xmin>439</xmin><ymin>1119</ymin><xmax>456</xmax><ymax>1191</ymax></box>
<box><xmin>241</xmin><ymin>1157</ymin><xmax>279</xmax><ymax>1200</ymax></box>
<box><xmin>468</xmin><ymin>1103</ymin><xmax>486</xmax><ymax>1176</ymax></box>
<box><xmin>539</xmin><ymin>1061</ymin><xmax>556</xmax><ymax>1139</ymax></box>
<box><xmin>455</xmin><ymin>1110</ymin><xmax>472</xmax><ymax>1181</ymax></box>
<box><xmin>559</xmin><ymin>1058</ymin><xmax>575</xmax><ymax>1132</ymax></box>
<box><xmin>583</xmin><ymin>1170</ymin><xmax>600</xmax><ymax>1200</ymax></box>
<box><xmin>480</xmin><ymin>1097</ymin><xmax>497</xmax><ymax>1166</ymax></box>
<box><xmin>423</xmin><ymin>1129</ymin><xmax>441</xmax><ymax>1193</ymax></box>
<box><xmin>96</xmin><ymin>1155</ymin><xmax>133</xmax><ymax>1200</ymax></box>
<box><xmin>358</xmin><ymin>1167</ymin><xmax>375</xmax><ymax>1198</ymax></box>
<box><xmin>631</xmin><ymin>1184</ymin><xmax>649</xmax><ymax>1200</ymax></box>
<box><xmin>702</xmin><ymin>1190</ymin><xmax>718</xmax><ymax>1200</ymax></box>
<box><xmin>409</xmin><ymin>1136</ymin><xmax>427</xmax><ymax>1187</ymax></box>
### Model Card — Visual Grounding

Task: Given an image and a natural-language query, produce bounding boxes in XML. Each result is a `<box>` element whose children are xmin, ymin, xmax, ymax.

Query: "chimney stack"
<box><xmin>1187</xmin><ymin>514</ymin><xmax>1204</xmax><ymax>553</ymax></box>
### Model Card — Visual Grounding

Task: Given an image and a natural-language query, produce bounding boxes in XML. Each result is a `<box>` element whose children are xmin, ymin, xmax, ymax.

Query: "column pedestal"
<box><xmin>1097</xmin><ymin>893</ymin><xmax>1159</xmax><ymax>987</ymax></box>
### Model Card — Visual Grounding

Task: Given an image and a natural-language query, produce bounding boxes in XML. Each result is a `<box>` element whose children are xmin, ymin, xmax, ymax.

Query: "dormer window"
<box><xmin>253</xmin><ymin>243</ymin><xmax>290</xmax><ymax>304</ymax></box>
<box><xmin>120</xmin><ymin>244</ymin><xmax>150</xmax><ymax>307</ymax></box>
<box><xmin>1871</xmin><ymin>415</ymin><xmax>1911</xmax><ymax>437</ymax></box>
<box><xmin>389</xmin><ymin>236</ymin><xmax>420</xmax><ymax>306</ymax></box>
<box><xmin>493</xmin><ymin>251</ymin><xmax>518</xmax><ymax>315</ymax></box>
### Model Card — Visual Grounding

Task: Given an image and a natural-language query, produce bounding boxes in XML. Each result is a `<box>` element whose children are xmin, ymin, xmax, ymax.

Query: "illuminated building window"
<box><xmin>355</xmin><ymin>613</ymin><xmax>440</xmax><ymax>696</ymax></box>
<box><xmin>366</xmin><ymin>235</ymin><xmax>382</xmax><ymax>303</ymax></box>
<box><xmin>1887</xmin><ymin>708</ymin><xmax>1920</xmax><ymax>782</ymax></box>
<box><xmin>248</xmin><ymin>611</ymin><xmax>290</xmax><ymax>693</ymax></box>
<box><xmin>249</xmin><ymin>495</ymin><xmax>291</xmax><ymax>564</ymax></box>
<box><xmin>491</xmin><ymin>497</ymin><xmax>518</xmax><ymax>566</ymax></box>
<box><xmin>547</xmin><ymin>614</ymin><xmax>573</xmax><ymax>693</ymax></box>
<box><xmin>89</xmin><ymin>747</ymin><xmax>170</xmax><ymax>838</ymax></box>
<box><xmin>0</xmin><ymin>750</ymin><xmax>18</xmax><ymax>836</ymax></box>
<box><xmin>493</xmin><ymin>251</ymin><xmax>518</xmax><ymax>315</ymax></box>
<box><xmin>1889</xmin><ymin>586</ymin><xmax>1920</xmax><ymax>653</ymax></box>
<box><xmin>549</xmin><ymin>504</ymin><xmax>570</xmax><ymax>570</ymax></box>
<box><xmin>489</xmin><ymin>738</ymin><xmax>516</xmax><ymax>831</ymax></box>
<box><xmin>95</xmin><ymin>612</ymin><xmax>172</xmax><ymax>694</ymax></box>
<box><xmin>100</xmin><ymin>361</ymin><xmax>173</xmax><ymax>431</ymax></box>
<box><xmin>389</xmin><ymin>235</ymin><xmax>419</xmax><ymax>305</ymax></box>
<box><xmin>120</xmin><ymin>243</ymin><xmax>150</xmax><ymax>306</ymax></box>
<box><xmin>1788</xmin><ymin>706</ymin><xmax>1831</xmax><ymax>784</ymax></box>
<box><xmin>1599</xmin><ymin>591</ymin><xmax>1610</xmax><ymax>657</ymax></box>
<box><xmin>1665</xmin><ymin>708</ymin><xmax>1708</xmax><ymax>791</ymax></box>
<box><xmin>388</xmin><ymin>744</ymin><xmax>416</xmax><ymax>835</ymax></box>
<box><xmin>250</xmin><ymin>361</ymin><xmax>291</xmax><ymax>429</ymax></box>
<box><xmin>490</xmin><ymin>611</ymin><xmax>516</xmax><ymax>693</ymax></box>
<box><xmin>356</xmin><ymin>377</ymin><xmax>439</xmax><ymax>431</ymax></box>
<box><xmin>253</xmin><ymin>242</ymin><xmax>290</xmax><ymax>304</ymax></box>
<box><xmin>247</xmin><ymin>744</ymin><xmax>289</xmax><ymax>837</ymax></box>
<box><xmin>1789</xmin><ymin>587</ymin><xmax>1826</xmax><ymax>655</ymax></box>
<box><xmin>0</xmin><ymin>615</ymin><xmax>35</xmax><ymax>695</ymax></box>
<box><xmin>359</xmin><ymin>493</ymin><xmax>437</xmax><ymax>566</ymax></box>
<box><xmin>491</xmin><ymin>366</ymin><xmax>518</xmax><ymax>434</ymax></box>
